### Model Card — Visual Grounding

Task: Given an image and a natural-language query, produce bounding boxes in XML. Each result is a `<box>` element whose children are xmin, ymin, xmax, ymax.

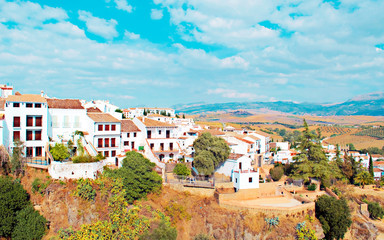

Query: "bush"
<box><xmin>315</xmin><ymin>195</ymin><xmax>351</xmax><ymax>240</ymax></box>
<box><xmin>270</xmin><ymin>166</ymin><xmax>284</xmax><ymax>181</ymax></box>
<box><xmin>296</xmin><ymin>221</ymin><xmax>317</xmax><ymax>240</ymax></box>
<box><xmin>32</xmin><ymin>178</ymin><xmax>51</xmax><ymax>195</ymax></box>
<box><xmin>173</xmin><ymin>163</ymin><xmax>191</xmax><ymax>177</ymax></box>
<box><xmin>139</xmin><ymin>221</ymin><xmax>177</xmax><ymax>240</ymax></box>
<box><xmin>0</xmin><ymin>177</ymin><xmax>30</xmax><ymax>238</ymax></box>
<box><xmin>12</xmin><ymin>206</ymin><xmax>47</xmax><ymax>240</ymax></box>
<box><xmin>72</xmin><ymin>155</ymin><xmax>98</xmax><ymax>163</ymax></box>
<box><xmin>164</xmin><ymin>202</ymin><xmax>191</xmax><ymax>224</ymax></box>
<box><xmin>73</xmin><ymin>179</ymin><xmax>96</xmax><ymax>201</ymax></box>
<box><xmin>50</xmin><ymin>143</ymin><xmax>70</xmax><ymax>161</ymax></box>
<box><xmin>307</xmin><ymin>183</ymin><xmax>317</xmax><ymax>191</ymax></box>
<box><xmin>193</xmin><ymin>233</ymin><xmax>211</xmax><ymax>240</ymax></box>
<box><xmin>367</xmin><ymin>201</ymin><xmax>384</xmax><ymax>220</ymax></box>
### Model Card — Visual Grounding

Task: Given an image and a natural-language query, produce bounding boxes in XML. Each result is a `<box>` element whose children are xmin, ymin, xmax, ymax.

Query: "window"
<box><xmin>26</xmin><ymin>103</ymin><xmax>33</xmax><ymax>108</ymax></box>
<box><xmin>111</xmin><ymin>150</ymin><xmax>116</xmax><ymax>157</ymax></box>
<box><xmin>26</xmin><ymin>147</ymin><xmax>33</xmax><ymax>157</ymax></box>
<box><xmin>35</xmin><ymin>147</ymin><xmax>42</xmax><ymax>157</ymax></box>
<box><xmin>124</xmin><ymin>141</ymin><xmax>129</xmax><ymax>146</ymax></box>
<box><xmin>98</xmin><ymin>125</ymin><xmax>103</xmax><ymax>131</ymax></box>
<box><xmin>170</xmin><ymin>143</ymin><xmax>173</xmax><ymax>151</ymax></box>
<box><xmin>104</xmin><ymin>151</ymin><xmax>109</xmax><ymax>157</ymax></box>
<box><xmin>35</xmin><ymin>103</ymin><xmax>41</xmax><ymax>108</ymax></box>
<box><xmin>26</xmin><ymin>131</ymin><xmax>33</xmax><ymax>141</ymax></box>
<box><xmin>111</xmin><ymin>138</ymin><xmax>116</xmax><ymax>147</ymax></box>
<box><xmin>133</xmin><ymin>133</ymin><xmax>137</xmax><ymax>137</ymax></box>
<box><xmin>235</xmin><ymin>178</ymin><xmax>237</xmax><ymax>183</ymax></box>
<box><xmin>104</xmin><ymin>138</ymin><xmax>109</xmax><ymax>147</ymax></box>
<box><xmin>249</xmin><ymin>177</ymin><xmax>253</xmax><ymax>183</ymax></box>
<box><xmin>35</xmin><ymin>130</ymin><xmax>42</xmax><ymax>140</ymax></box>
<box><xmin>150</xmin><ymin>143</ymin><xmax>154</xmax><ymax>150</ymax></box>
<box><xmin>159</xmin><ymin>130</ymin><xmax>162</xmax><ymax>135</ymax></box>
<box><xmin>105</xmin><ymin>125</ymin><xmax>110</xmax><ymax>131</ymax></box>
<box><xmin>13</xmin><ymin>117</ymin><xmax>20</xmax><ymax>127</ymax></box>
<box><xmin>111</xmin><ymin>124</ymin><xmax>116</xmax><ymax>131</ymax></box>
<box><xmin>63</xmin><ymin>115</ymin><xmax>70</xmax><ymax>128</ymax></box>
<box><xmin>74</xmin><ymin>116</ymin><xmax>80</xmax><ymax>128</ymax></box>
<box><xmin>52</xmin><ymin>116</ymin><xmax>59</xmax><ymax>128</ymax></box>
<box><xmin>98</xmin><ymin>138</ymin><xmax>103</xmax><ymax>148</ymax></box>
<box><xmin>127</xmin><ymin>133</ymin><xmax>130</xmax><ymax>138</ymax></box>
<box><xmin>13</xmin><ymin>103</ymin><xmax>20</xmax><ymax>108</ymax></box>
<box><xmin>27</xmin><ymin>116</ymin><xmax>33</xmax><ymax>127</ymax></box>
<box><xmin>13</xmin><ymin>131</ymin><xmax>20</xmax><ymax>141</ymax></box>
<box><xmin>35</xmin><ymin>116</ymin><xmax>42</xmax><ymax>127</ymax></box>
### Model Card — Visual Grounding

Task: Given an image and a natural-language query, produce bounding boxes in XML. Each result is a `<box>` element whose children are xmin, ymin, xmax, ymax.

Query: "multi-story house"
<box><xmin>4</xmin><ymin>93</ymin><xmax>49</xmax><ymax>160</ymax></box>
<box><xmin>123</xmin><ymin>108</ymin><xmax>176</xmax><ymax>119</ymax></box>
<box><xmin>85</xmin><ymin>112</ymin><xmax>121</xmax><ymax>162</ymax></box>
<box><xmin>47</xmin><ymin>99</ymin><xmax>87</xmax><ymax>142</ymax></box>
<box><xmin>120</xmin><ymin>119</ymin><xmax>144</xmax><ymax>152</ymax></box>
<box><xmin>133</xmin><ymin>117</ymin><xmax>180</xmax><ymax>162</ymax></box>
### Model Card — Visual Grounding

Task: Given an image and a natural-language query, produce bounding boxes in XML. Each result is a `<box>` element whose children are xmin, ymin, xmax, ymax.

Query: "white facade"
<box><xmin>231</xmin><ymin>155</ymin><xmax>259</xmax><ymax>191</ymax></box>
<box><xmin>83</xmin><ymin>100</ymin><xmax>122</xmax><ymax>120</ymax></box>
<box><xmin>123</xmin><ymin>108</ymin><xmax>175</xmax><ymax>119</ymax></box>
<box><xmin>249</xmin><ymin>132</ymin><xmax>270</xmax><ymax>153</ymax></box>
<box><xmin>48</xmin><ymin>160</ymin><xmax>106</xmax><ymax>180</ymax></box>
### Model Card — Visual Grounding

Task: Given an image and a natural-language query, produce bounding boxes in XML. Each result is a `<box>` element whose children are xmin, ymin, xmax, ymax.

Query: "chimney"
<box><xmin>41</xmin><ymin>90</ymin><xmax>44</xmax><ymax>97</ymax></box>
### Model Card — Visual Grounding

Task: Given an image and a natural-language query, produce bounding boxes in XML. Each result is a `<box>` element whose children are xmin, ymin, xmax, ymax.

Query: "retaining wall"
<box><xmin>48</xmin><ymin>160</ymin><xmax>106</xmax><ymax>180</ymax></box>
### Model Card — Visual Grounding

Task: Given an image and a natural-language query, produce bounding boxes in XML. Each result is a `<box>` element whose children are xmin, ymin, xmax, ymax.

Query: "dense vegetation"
<box><xmin>50</xmin><ymin>143</ymin><xmax>70</xmax><ymax>161</ymax></box>
<box><xmin>105</xmin><ymin>151</ymin><xmax>162</xmax><ymax>203</ymax></box>
<box><xmin>354</xmin><ymin>126</ymin><xmax>384</xmax><ymax>139</ymax></box>
<box><xmin>315</xmin><ymin>195</ymin><xmax>352</xmax><ymax>240</ymax></box>
<box><xmin>173</xmin><ymin>163</ymin><xmax>191</xmax><ymax>177</ymax></box>
<box><xmin>193</xmin><ymin>132</ymin><xmax>230</xmax><ymax>175</ymax></box>
<box><xmin>0</xmin><ymin>177</ymin><xmax>47</xmax><ymax>239</ymax></box>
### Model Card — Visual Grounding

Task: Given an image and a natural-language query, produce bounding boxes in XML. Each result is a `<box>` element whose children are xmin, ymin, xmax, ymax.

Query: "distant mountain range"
<box><xmin>174</xmin><ymin>92</ymin><xmax>384</xmax><ymax>116</ymax></box>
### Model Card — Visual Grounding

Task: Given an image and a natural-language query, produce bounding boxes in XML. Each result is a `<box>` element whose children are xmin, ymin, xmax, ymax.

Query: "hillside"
<box><xmin>175</xmin><ymin>92</ymin><xmax>384</xmax><ymax>116</ymax></box>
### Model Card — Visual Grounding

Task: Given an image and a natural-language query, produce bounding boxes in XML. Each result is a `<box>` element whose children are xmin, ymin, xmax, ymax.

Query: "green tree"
<box><xmin>0</xmin><ymin>145</ymin><xmax>10</xmax><ymax>175</ymax></box>
<box><xmin>315</xmin><ymin>195</ymin><xmax>352</xmax><ymax>240</ymax></box>
<box><xmin>182</xmin><ymin>114</ymin><xmax>185</xmax><ymax>119</ymax></box>
<box><xmin>369</xmin><ymin>155</ymin><xmax>374</xmax><ymax>178</ymax></box>
<box><xmin>0</xmin><ymin>177</ymin><xmax>30</xmax><ymax>238</ymax></box>
<box><xmin>12</xmin><ymin>206</ymin><xmax>47</xmax><ymax>240</ymax></box>
<box><xmin>105</xmin><ymin>151</ymin><xmax>162</xmax><ymax>203</ymax></box>
<box><xmin>270</xmin><ymin>166</ymin><xmax>284</xmax><ymax>181</ymax></box>
<box><xmin>366</xmin><ymin>201</ymin><xmax>384</xmax><ymax>220</ymax></box>
<box><xmin>11</xmin><ymin>139</ymin><xmax>24</xmax><ymax>177</ymax></box>
<box><xmin>50</xmin><ymin>143</ymin><xmax>70</xmax><ymax>161</ymax></box>
<box><xmin>347</xmin><ymin>143</ymin><xmax>356</xmax><ymax>151</ymax></box>
<box><xmin>354</xmin><ymin>171</ymin><xmax>374</xmax><ymax>188</ymax></box>
<box><xmin>173</xmin><ymin>163</ymin><xmax>191</xmax><ymax>177</ymax></box>
<box><xmin>193</xmin><ymin>132</ymin><xmax>230</xmax><ymax>176</ymax></box>
<box><xmin>139</xmin><ymin>220</ymin><xmax>177</xmax><ymax>240</ymax></box>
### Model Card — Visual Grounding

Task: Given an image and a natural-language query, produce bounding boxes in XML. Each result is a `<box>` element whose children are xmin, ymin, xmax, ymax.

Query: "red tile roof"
<box><xmin>137</xmin><ymin>117</ymin><xmax>176</xmax><ymax>127</ymax></box>
<box><xmin>87</xmin><ymin>113</ymin><xmax>120</xmax><ymax>123</ymax></box>
<box><xmin>228</xmin><ymin>153</ymin><xmax>244</xmax><ymax>160</ymax></box>
<box><xmin>121</xmin><ymin>120</ymin><xmax>141</xmax><ymax>132</ymax></box>
<box><xmin>47</xmin><ymin>99</ymin><xmax>84</xmax><ymax>109</ymax></box>
<box><xmin>7</xmin><ymin>94</ymin><xmax>47</xmax><ymax>103</ymax></box>
<box><xmin>87</xmin><ymin>107</ymin><xmax>102</xmax><ymax>113</ymax></box>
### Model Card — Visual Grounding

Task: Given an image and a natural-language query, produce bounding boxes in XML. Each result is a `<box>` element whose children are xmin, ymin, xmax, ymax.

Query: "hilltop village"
<box><xmin>1</xmin><ymin>84</ymin><xmax>384</xmax><ymax>239</ymax></box>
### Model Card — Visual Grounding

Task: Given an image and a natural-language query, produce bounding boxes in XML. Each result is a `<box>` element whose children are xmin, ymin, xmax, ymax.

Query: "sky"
<box><xmin>0</xmin><ymin>0</ymin><xmax>383</xmax><ymax>108</ymax></box>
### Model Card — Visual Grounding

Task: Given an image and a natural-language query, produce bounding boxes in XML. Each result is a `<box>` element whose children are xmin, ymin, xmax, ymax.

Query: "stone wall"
<box><xmin>48</xmin><ymin>160</ymin><xmax>106</xmax><ymax>180</ymax></box>
<box><xmin>167</xmin><ymin>183</ymin><xmax>215</xmax><ymax>197</ymax></box>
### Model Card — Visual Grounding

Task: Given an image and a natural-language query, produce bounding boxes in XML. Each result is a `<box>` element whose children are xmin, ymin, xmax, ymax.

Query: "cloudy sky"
<box><xmin>0</xmin><ymin>0</ymin><xmax>383</xmax><ymax>107</ymax></box>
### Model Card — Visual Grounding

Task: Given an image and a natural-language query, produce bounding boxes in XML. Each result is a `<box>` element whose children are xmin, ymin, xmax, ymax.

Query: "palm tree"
<box><xmin>354</xmin><ymin>171</ymin><xmax>374</xmax><ymax>188</ymax></box>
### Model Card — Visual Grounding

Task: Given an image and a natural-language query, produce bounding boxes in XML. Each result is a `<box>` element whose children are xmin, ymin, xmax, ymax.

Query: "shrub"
<box><xmin>139</xmin><ymin>220</ymin><xmax>177</xmax><ymax>240</ymax></box>
<box><xmin>12</xmin><ymin>206</ymin><xmax>47</xmax><ymax>240</ymax></box>
<box><xmin>193</xmin><ymin>233</ymin><xmax>211</xmax><ymax>240</ymax></box>
<box><xmin>265</xmin><ymin>217</ymin><xmax>279</xmax><ymax>229</ymax></box>
<box><xmin>315</xmin><ymin>195</ymin><xmax>351</xmax><ymax>240</ymax></box>
<box><xmin>307</xmin><ymin>183</ymin><xmax>317</xmax><ymax>191</ymax></box>
<box><xmin>50</xmin><ymin>143</ymin><xmax>70</xmax><ymax>162</ymax></box>
<box><xmin>270</xmin><ymin>166</ymin><xmax>284</xmax><ymax>181</ymax></box>
<box><xmin>296</xmin><ymin>221</ymin><xmax>317</xmax><ymax>240</ymax></box>
<box><xmin>72</xmin><ymin>155</ymin><xmax>98</xmax><ymax>164</ymax></box>
<box><xmin>164</xmin><ymin>202</ymin><xmax>191</xmax><ymax>224</ymax></box>
<box><xmin>73</xmin><ymin>179</ymin><xmax>96</xmax><ymax>201</ymax></box>
<box><xmin>173</xmin><ymin>163</ymin><xmax>191</xmax><ymax>177</ymax></box>
<box><xmin>367</xmin><ymin>201</ymin><xmax>384</xmax><ymax>220</ymax></box>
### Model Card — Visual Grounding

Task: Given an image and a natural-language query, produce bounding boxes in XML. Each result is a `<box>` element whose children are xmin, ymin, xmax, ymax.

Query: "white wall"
<box><xmin>215</xmin><ymin>159</ymin><xmax>236</xmax><ymax>177</ymax></box>
<box><xmin>48</xmin><ymin>160</ymin><xmax>107</xmax><ymax>179</ymax></box>
<box><xmin>48</xmin><ymin>108</ymin><xmax>87</xmax><ymax>142</ymax></box>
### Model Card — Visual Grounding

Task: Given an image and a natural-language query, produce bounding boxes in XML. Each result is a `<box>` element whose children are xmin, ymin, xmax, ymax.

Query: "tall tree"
<box><xmin>354</xmin><ymin>171</ymin><xmax>374</xmax><ymax>188</ymax></box>
<box><xmin>193</xmin><ymin>132</ymin><xmax>230</xmax><ymax>175</ymax></box>
<box><xmin>11</xmin><ymin>140</ymin><xmax>25</xmax><ymax>177</ymax></box>
<box><xmin>369</xmin><ymin>155</ymin><xmax>374</xmax><ymax>178</ymax></box>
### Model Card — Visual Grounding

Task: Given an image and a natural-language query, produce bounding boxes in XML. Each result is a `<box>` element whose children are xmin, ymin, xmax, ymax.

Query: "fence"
<box><xmin>25</xmin><ymin>157</ymin><xmax>49</xmax><ymax>165</ymax></box>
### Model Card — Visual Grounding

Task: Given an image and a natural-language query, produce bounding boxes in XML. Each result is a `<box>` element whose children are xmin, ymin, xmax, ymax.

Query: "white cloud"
<box><xmin>124</xmin><ymin>30</ymin><xmax>140</xmax><ymax>40</ymax></box>
<box><xmin>78</xmin><ymin>10</ymin><xmax>118</xmax><ymax>39</ymax></box>
<box><xmin>151</xmin><ymin>9</ymin><xmax>163</xmax><ymax>20</ymax></box>
<box><xmin>114</xmin><ymin>0</ymin><xmax>133</xmax><ymax>13</ymax></box>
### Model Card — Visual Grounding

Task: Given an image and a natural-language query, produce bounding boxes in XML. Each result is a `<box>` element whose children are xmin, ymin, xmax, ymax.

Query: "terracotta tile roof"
<box><xmin>87</xmin><ymin>107</ymin><xmax>102</xmax><ymax>113</ymax></box>
<box><xmin>374</xmin><ymin>168</ymin><xmax>383</xmax><ymax>172</ymax></box>
<box><xmin>374</xmin><ymin>161</ymin><xmax>384</xmax><ymax>166</ymax></box>
<box><xmin>245</xmin><ymin>135</ymin><xmax>260</xmax><ymax>141</ymax></box>
<box><xmin>371</xmin><ymin>154</ymin><xmax>384</xmax><ymax>158</ymax></box>
<box><xmin>148</xmin><ymin>114</ymin><xmax>166</xmax><ymax>118</ymax></box>
<box><xmin>253</xmin><ymin>131</ymin><xmax>270</xmax><ymax>137</ymax></box>
<box><xmin>121</xmin><ymin>119</ymin><xmax>141</xmax><ymax>132</ymax></box>
<box><xmin>87</xmin><ymin>113</ymin><xmax>120</xmax><ymax>123</ymax></box>
<box><xmin>0</xmin><ymin>99</ymin><xmax>5</xmax><ymax>110</ymax></box>
<box><xmin>137</xmin><ymin>117</ymin><xmax>176</xmax><ymax>128</ymax></box>
<box><xmin>235</xmin><ymin>137</ymin><xmax>253</xmax><ymax>145</ymax></box>
<box><xmin>7</xmin><ymin>94</ymin><xmax>47</xmax><ymax>103</ymax></box>
<box><xmin>47</xmin><ymin>99</ymin><xmax>84</xmax><ymax>109</ymax></box>
<box><xmin>228</xmin><ymin>153</ymin><xmax>244</xmax><ymax>160</ymax></box>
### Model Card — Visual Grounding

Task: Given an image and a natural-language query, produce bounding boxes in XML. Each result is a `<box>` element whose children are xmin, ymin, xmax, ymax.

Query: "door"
<box><xmin>166</xmin><ymin>130</ymin><xmax>170</xmax><ymax>138</ymax></box>
<box><xmin>147</xmin><ymin>130</ymin><xmax>151</xmax><ymax>139</ymax></box>
<box><xmin>131</xmin><ymin>141</ymin><xmax>135</xmax><ymax>149</ymax></box>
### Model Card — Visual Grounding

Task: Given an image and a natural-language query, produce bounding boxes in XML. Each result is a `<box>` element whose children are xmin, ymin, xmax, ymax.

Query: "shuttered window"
<box><xmin>13</xmin><ymin>117</ymin><xmax>20</xmax><ymax>127</ymax></box>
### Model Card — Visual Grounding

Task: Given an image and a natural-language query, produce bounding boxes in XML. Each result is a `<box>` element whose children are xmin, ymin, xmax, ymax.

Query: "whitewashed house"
<box><xmin>85</xmin><ymin>112</ymin><xmax>121</xmax><ymax>164</ymax></box>
<box><xmin>47</xmin><ymin>99</ymin><xmax>87</xmax><ymax>142</ymax></box>
<box><xmin>4</xmin><ymin>93</ymin><xmax>49</xmax><ymax>161</ymax></box>
<box><xmin>83</xmin><ymin>100</ymin><xmax>122</xmax><ymax>120</ymax></box>
<box><xmin>249</xmin><ymin>131</ymin><xmax>271</xmax><ymax>154</ymax></box>
<box><xmin>120</xmin><ymin>119</ymin><xmax>144</xmax><ymax>152</ymax></box>
<box><xmin>231</xmin><ymin>154</ymin><xmax>260</xmax><ymax>191</ymax></box>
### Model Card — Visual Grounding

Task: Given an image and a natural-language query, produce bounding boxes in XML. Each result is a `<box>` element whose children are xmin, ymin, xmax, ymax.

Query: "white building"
<box><xmin>133</xmin><ymin>117</ymin><xmax>180</xmax><ymax>162</ymax></box>
<box><xmin>83</xmin><ymin>100</ymin><xmax>122</xmax><ymax>120</ymax></box>
<box><xmin>120</xmin><ymin>119</ymin><xmax>144</xmax><ymax>152</ymax></box>
<box><xmin>123</xmin><ymin>108</ymin><xmax>175</xmax><ymax>119</ymax></box>
<box><xmin>4</xmin><ymin>93</ymin><xmax>49</xmax><ymax>160</ymax></box>
<box><xmin>47</xmin><ymin>99</ymin><xmax>87</xmax><ymax>142</ymax></box>
<box><xmin>249</xmin><ymin>131</ymin><xmax>271</xmax><ymax>154</ymax></box>
<box><xmin>85</xmin><ymin>113</ymin><xmax>121</xmax><ymax>163</ymax></box>
<box><xmin>231</xmin><ymin>154</ymin><xmax>259</xmax><ymax>191</ymax></box>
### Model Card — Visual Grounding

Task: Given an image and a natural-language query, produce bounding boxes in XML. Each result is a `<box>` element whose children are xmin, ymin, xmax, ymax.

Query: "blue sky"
<box><xmin>0</xmin><ymin>0</ymin><xmax>383</xmax><ymax>108</ymax></box>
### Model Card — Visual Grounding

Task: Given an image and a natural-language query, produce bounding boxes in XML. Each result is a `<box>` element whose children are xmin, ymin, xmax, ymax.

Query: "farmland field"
<box><xmin>354</xmin><ymin>127</ymin><xmax>384</xmax><ymax>139</ymax></box>
<box><xmin>324</xmin><ymin>134</ymin><xmax>384</xmax><ymax>150</ymax></box>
